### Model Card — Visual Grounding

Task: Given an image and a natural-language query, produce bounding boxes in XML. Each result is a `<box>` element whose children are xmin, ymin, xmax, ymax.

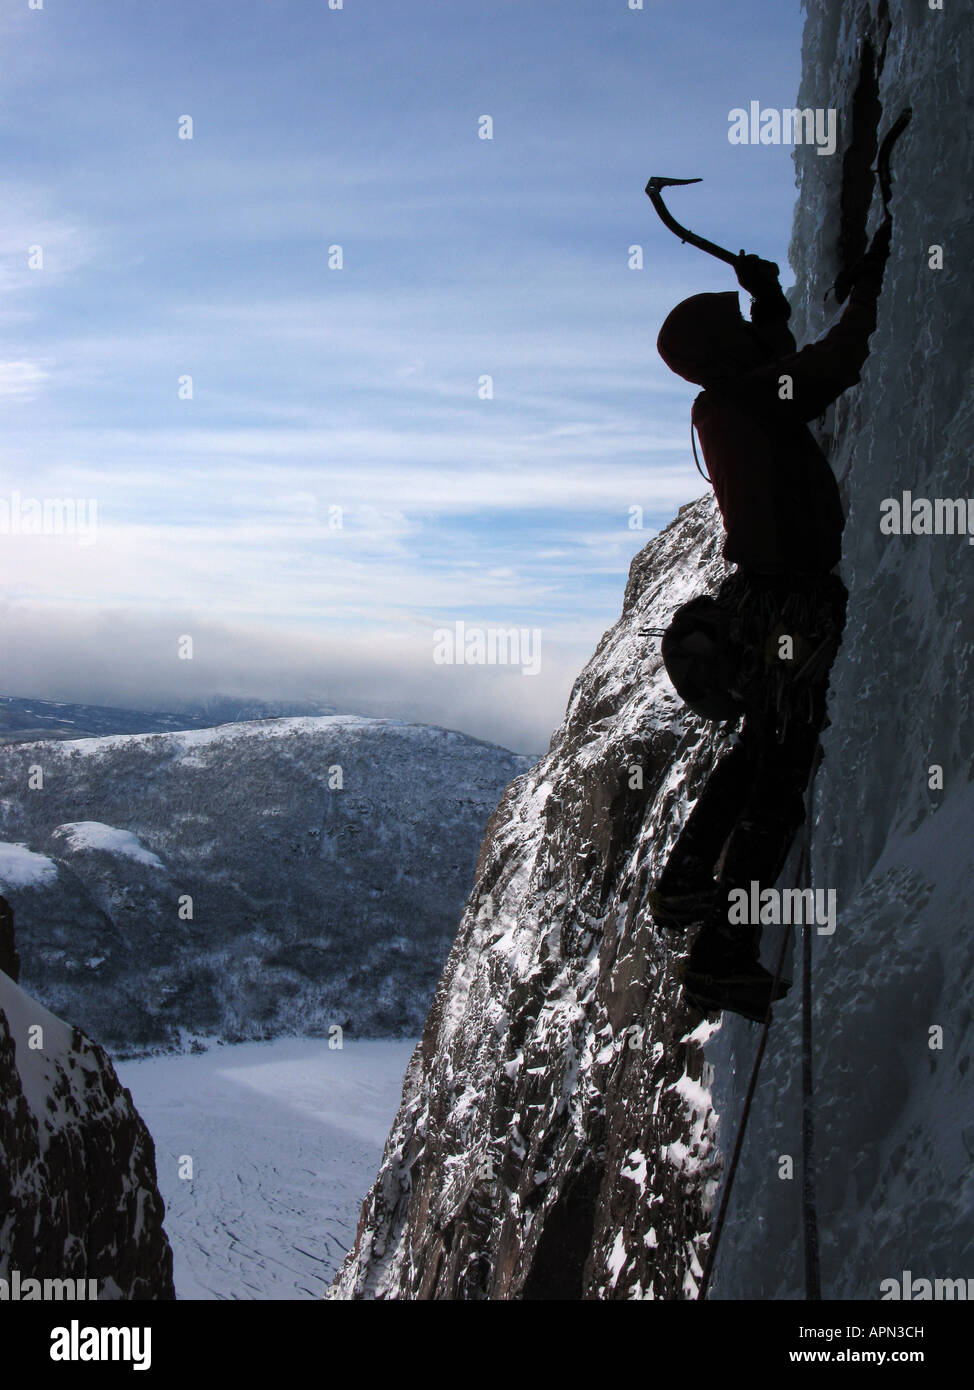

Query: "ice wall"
<box><xmin>708</xmin><ymin>0</ymin><xmax>974</xmax><ymax>1298</ymax></box>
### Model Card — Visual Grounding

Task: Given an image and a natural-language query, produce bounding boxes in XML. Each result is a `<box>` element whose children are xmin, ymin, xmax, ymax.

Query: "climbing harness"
<box><xmin>647</xmin><ymin>572</ymin><xmax>846</xmax><ymax>739</ymax></box>
<box><xmin>721</xmin><ymin>572</ymin><xmax>846</xmax><ymax>743</ymax></box>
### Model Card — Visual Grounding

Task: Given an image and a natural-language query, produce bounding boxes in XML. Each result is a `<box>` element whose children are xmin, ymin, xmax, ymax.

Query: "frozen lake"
<box><xmin>117</xmin><ymin>1037</ymin><xmax>416</xmax><ymax>1300</ymax></box>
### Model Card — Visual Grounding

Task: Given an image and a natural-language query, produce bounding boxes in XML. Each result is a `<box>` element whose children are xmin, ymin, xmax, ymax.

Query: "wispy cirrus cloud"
<box><xmin>0</xmin><ymin>358</ymin><xmax>51</xmax><ymax>397</ymax></box>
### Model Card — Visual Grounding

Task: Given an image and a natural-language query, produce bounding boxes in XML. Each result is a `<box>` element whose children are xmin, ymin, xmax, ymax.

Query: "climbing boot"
<box><xmin>680</xmin><ymin>920</ymin><xmax>790</xmax><ymax>1023</ymax></box>
<box><xmin>679</xmin><ymin>958</ymin><xmax>790</xmax><ymax>1025</ymax></box>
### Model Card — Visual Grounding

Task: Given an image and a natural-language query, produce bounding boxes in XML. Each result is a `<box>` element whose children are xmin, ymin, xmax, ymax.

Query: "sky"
<box><xmin>0</xmin><ymin>0</ymin><xmax>807</xmax><ymax>753</ymax></box>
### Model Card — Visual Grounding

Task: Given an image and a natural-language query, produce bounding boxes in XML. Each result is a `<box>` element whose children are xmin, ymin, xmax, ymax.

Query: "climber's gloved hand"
<box><xmin>736</xmin><ymin>253</ymin><xmax>792</xmax><ymax>326</ymax></box>
<box><xmin>734</xmin><ymin>253</ymin><xmax>782</xmax><ymax>297</ymax></box>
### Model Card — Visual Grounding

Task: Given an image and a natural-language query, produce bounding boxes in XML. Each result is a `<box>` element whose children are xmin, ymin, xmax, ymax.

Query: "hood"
<box><xmin>656</xmin><ymin>291</ymin><xmax>745</xmax><ymax>385</ymax></box>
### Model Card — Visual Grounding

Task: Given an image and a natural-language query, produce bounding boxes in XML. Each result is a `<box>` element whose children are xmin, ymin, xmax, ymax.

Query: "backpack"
<box><xmin>657</xmin><ymin>593</ymin><xmax>747</xmax><ymax>722</ymax></box>
<box><xmin>650</xmin><ymin>573</ymin><xmax>847</xmax><ymax>729</ymax></box>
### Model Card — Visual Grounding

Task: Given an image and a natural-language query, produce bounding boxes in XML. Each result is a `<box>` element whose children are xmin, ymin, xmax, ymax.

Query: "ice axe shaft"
<box><xmin>831</xmin><ymin>106</ymin><xmax>912</xmax><ymax>303</ymax></box>
<box><xmin>877</xmin><ymin>106</ymin><xmax>912</xmax><ymax>214</ymax></box>
<box><xmin>644</xmin><ymin>176</ymin><xmax>741</xmax><ymax>267</ymax></box>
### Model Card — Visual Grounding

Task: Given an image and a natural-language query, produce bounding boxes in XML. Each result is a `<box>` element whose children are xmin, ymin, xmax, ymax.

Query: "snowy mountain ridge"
<box><xmin>0</xmin><ymin>715</ymin><xmax>531</xmax><ymax>1054</ymax></box>
<box><xmin>0</xmin><ymin>693</ymin><xmax>344</xmax><ymax>746</ymax></box>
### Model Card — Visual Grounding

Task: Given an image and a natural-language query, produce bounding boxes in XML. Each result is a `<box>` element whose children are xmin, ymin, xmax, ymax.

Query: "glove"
<box><xmin>735</xmin><ymin>253</ymin><xmax>782</xmax><ymax>297</ymax></box>
<box><xmin>736</xmin><ymin>253</ymin><xmax>792</xmax><ymax>326</ymax></box>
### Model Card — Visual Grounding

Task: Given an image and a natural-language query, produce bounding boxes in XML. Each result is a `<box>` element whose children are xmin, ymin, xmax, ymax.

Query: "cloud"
<box><xmin>0</xmin><ymin>187</ymin><xmax>100</xmax><ymax>293</ymax></box>
<box><xmin>0</xmin><ymin>359</ymin><xmax>50</xmax><ymax>398</ymax></box>
<box><xmin>0</xmin><ymin>601</ymin><xmax>595</xmax><ymax>756</ymax></box>
<box><xmin>0</xmin><ymin>0</ymin><xmax>801</xmax><ymax>749</ymax></box>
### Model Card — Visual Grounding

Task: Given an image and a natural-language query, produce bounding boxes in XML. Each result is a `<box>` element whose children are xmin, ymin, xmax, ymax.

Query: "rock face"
<box><xmin>331</xmin><ymin>0</ymin><xmax>973</xmax><ymax>1300</ymax></box>
<box><xmin>330</xmin><ymin>496</ymin><xmax>730</xmax><ymax>1299</ymax></box>
<box><xmin>0</xmin><ymin>717</ymin><xmax>531</xmax><ymax>1053</ymax></box>
<box><xmin>0</xmin><ymin>912</ymin><xmax>175</xmax><ymax>1299</ymax></box>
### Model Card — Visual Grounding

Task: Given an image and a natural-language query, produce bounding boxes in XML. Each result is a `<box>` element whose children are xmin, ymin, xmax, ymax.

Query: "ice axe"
<box><xmin>644</xmin><ymin>175</ymin><xmax>758</xmax><ymax>271</ymax></box>
<box><xmin>831</xmin><ymin>105</ymin><xmax>912</xmax><ymax>303</ymax></box>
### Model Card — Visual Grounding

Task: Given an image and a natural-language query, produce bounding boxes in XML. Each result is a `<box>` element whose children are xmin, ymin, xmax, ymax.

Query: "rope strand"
<box><xmin>697</xmin><ymin>921</ymin><xmax>790</xmax><ymax>1300</ymax></box>
<box><xmin>800</xmin><ymin>767</ymin><xmax>822</xmax><ymax>1298</ymax></box>
<box><xmin>697</xmin><ymin>748</ymin><xmax>824</xmax><ymax>1301</ymax></box>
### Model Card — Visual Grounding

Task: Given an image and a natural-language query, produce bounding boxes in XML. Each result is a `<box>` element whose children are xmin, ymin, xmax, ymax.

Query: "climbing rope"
<box><xmin>696</xmin><ymin>917</ymin><xmax>789</xmax><ymax>1300</ymax></box>
<box><xmin>799</xmin><ymin>763</ymin><xmax>822</xmax><ymax>1300</ymax></box>
<box><xmin>690</xmin><ymin>415</ymin><xmax>712</xmax><ymax>483</ymax></box>
<box><xmin>697</xmin><ymin>756</ymin><xmax>823</xmax><ymax>1301</ymax></box>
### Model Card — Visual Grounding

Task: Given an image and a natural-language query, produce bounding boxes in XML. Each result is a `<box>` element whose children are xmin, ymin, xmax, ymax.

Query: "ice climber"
<box><xmin>649</xmin><ymin>217</ymin><xmax>893</xmax><ymax>1023</ymax></box>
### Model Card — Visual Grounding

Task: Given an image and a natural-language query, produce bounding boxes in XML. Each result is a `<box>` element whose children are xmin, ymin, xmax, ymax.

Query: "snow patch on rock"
<box><xmin>52</xmin><ymin>822</ymin><xmax>164</xmax><ymax>868</ymax></box>
<box><xmin>0</xmin><ymin>842</ymin><xmax>58</xmax><ymax>890</ymax></box>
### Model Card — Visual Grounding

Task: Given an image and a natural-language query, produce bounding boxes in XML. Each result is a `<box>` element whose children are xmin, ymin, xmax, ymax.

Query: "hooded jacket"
<box><xmin>657</xmin><ymin>287</ymin><xmax>880</xmax><ymax>572</ymax></box>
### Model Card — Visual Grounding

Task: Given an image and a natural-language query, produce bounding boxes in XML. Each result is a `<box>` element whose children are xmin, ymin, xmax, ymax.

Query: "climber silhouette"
<box><xmin>650</xmin><ymin>218</ymin><xmax>893</xmax><ymax>1022</ymax></box>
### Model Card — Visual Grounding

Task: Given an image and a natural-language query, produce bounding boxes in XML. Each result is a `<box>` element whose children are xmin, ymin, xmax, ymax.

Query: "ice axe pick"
<box><xmin>644</xmin><ymin>175</ymin><xmax>744</xmax><ymax>268</ymax></box>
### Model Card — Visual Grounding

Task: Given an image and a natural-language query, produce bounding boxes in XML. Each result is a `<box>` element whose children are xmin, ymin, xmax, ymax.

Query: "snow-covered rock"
<box><xmin>331</xmin><ymin>0</ymin><xmax>972</xmax><ymax>1300</ymax></box>
<box><xmin>0</xmin><ymin>914</ymin><xmax>174</xmax><ymax>1299</ymax></box>
<box><xmin>52</xmin><ymin>822</ymin><xmax>165</xmax><ymax>868</ymax></box>
<box><xmin>0</xmin><ymin>716</ymin><xmax>531</xmax><ymax>1053</ymax></box>
<box><xmin>0</xmin><ymin>842</ymin><xmax>58</xmax><ymax>890</ymax></box>
<box><xmin>329</xmin><ymin>497</ymin><xmax>730</xmax><ymax>1299</ymax></box>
